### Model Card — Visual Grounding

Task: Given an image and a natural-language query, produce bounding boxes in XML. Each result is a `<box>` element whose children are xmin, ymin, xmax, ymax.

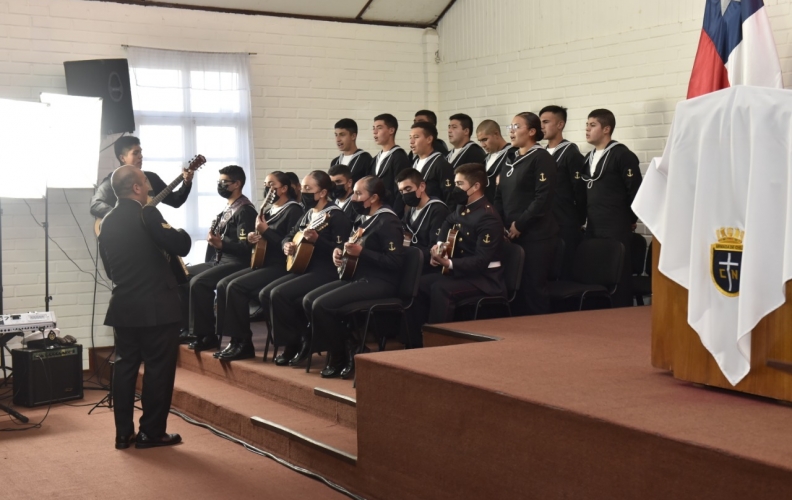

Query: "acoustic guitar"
<box><xmin>249</xmin><ymin>188</ymin><xmax>278</xmax><ymax>269</ymax></box>
<box><xmin>286</xmin><ymin>212</ymin><xmax>331</xmax><ymax>274</ymax></box>
<box><xmin>93</xmin><ymin>154</ymin><xmax>206</xmax><ymax>236</ymax></box>
<box><xmin>337</xmin><ymin>227</ymin><xmax>365</xmax><ymax>280</ymax></box>
<box><xmin>434</xmin><ymin>227</ymin><xmax>459</xmax><ymax>276</ymax></box>
<box><xmin>209</xmin><ymin>215</ymin><xmax>222</xmax><ymax>263</ymax></box>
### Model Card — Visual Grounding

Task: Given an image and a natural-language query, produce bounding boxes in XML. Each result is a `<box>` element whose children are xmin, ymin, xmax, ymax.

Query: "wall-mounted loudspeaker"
<box><xmin>63</xmin><ymin>59</ymin><xmax>136</xmax><ymax>136</ymax></box>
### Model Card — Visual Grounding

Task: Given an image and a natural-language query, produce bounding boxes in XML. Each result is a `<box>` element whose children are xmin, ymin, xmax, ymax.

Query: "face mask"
<box><xmin>351</xmin><ymin>200</ymin><xmax>369</xmax><ymax>215</ymax></box>
<box><xmin>402</xmin><ymin>191</ymin><xmax>421</xmax><ymax>207</ymax></box>
<box><xmin>217</xmin><ymin>184</ymin><xmax>232</xmax><ymax>199</ymax></box>
<box><xmin>332</xmin><ymin>184</ymin><xmax>348</xmax><ymax>200</ymax></box>
<box><xmin>301</xmin><ymin>192</ymin><xmax>319</xmax><ymax>209</ymax></box>
<box><xmin>450</xmin><ymin>186</ymin><xmax>471</xmax><ymax>205</ymax></box>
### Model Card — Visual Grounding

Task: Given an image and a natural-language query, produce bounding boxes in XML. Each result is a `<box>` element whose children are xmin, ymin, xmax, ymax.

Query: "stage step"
<box><xmin>176</xmin><ymin>345</ymin><xmax>357</xmax><ymax>429</ymax></box>
<box><xmin>168</xmin><ymin>367</ymin><xmax>361</xmax><ymax>491</ymax></box>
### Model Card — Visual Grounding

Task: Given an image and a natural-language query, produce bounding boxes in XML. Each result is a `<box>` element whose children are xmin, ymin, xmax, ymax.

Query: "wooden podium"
<box><xmin>651</xmin><ymin>239</ymin><xmax>792</xmax><ymax>402</ymax></box>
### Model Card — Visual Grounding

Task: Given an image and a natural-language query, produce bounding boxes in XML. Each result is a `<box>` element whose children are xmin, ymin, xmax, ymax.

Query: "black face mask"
<box><xmin>301</xmin><ymin>193</ymin><xmax>319</xmax><ymax>209</ymax></box>
<box><xmin>217</xmin><ymin>184</ymin><xmax>232</xmax><ymax>199</ymax></box>
<box><xmin>332</xmin><ymin>184</ymin><xmax>349</xmax><ymax>200</ymax></box>
<box><xmin>450</xmin><ymin>186</ymin><xmax>471</xmax><ymax>206</ymax></box>
<box><xmin>402</xmin><ymin>191</ymin><xmax>421</xmax><ymax>207</ymax></box>
<box><xmin>351</xmin><ymin>200</ymin><xmax>369</xmax><ymax>215</ymax></box>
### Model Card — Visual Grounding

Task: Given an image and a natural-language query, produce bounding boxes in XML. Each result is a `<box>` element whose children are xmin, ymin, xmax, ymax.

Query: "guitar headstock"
<box><xmin>187</xmin><ymin>154</ymin><xmax>207</xmax><ymax>172</ymax></box>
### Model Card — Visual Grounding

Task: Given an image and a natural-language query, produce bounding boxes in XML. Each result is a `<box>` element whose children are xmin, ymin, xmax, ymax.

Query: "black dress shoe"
<box><xmin>179</xmin><ymin>329</ymin><xmax>197</xmax><ymax>345</ymax></box>
<box><xmin>115</xmin><ymin>433</ymin><xmax>136</xmax><ymax>450</ymax></box>
<box><xmin>190</xmin><ymin>335</ymin><xmax>219</xmax><ymax>352</ymax></box>
<box><xmin>274</xmin><ymin>346</ymin><xmax>299</xmax><ymax>366</ymax></box>
<box><xmin>287</xmin><ymin>340</ymin><xmax>311</xmax><ymax>366</ymax></box>
<box><xmin>213</xmin><ymin>340</ymin><xmax>235</xmax><ymax>358</ymax></box>
<box><xmin>218</xmin><ymin>341</ymin><xmax>255</xmax><ymax>361</ymax></box>
<box><xmin>320</xmin><ymin>351</ymin><xmax>346</xmax><ymax>378</ymax></box>
<box><xmin>135</xmin><ymin>432</ymin><xmax>182</xmax><ymax>449</ymax></box>
<box><xmin>340</xmin><ymin>341</ymin><xmax>357</xmax><ymax>379</ymax></box>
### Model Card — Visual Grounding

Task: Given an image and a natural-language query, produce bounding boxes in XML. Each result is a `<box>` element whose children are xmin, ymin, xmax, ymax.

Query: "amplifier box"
<box><xmin>11</xmin><ymin>345</ymin><xmax>84</xmax><ymax>407</ymax></box>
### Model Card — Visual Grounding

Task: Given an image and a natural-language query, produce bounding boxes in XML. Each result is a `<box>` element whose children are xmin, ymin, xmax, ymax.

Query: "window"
<box><xmin>127</xmin><ymin>48</ymin><xmax>256</xmax><ymax>265</ymax></box>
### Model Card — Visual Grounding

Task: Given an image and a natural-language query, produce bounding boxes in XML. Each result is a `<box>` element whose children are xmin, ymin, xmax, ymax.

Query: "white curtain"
<box><xmin>126</xmin><ymin>47</ymin><xmax>256</xmax><ymax>266</ymax></box>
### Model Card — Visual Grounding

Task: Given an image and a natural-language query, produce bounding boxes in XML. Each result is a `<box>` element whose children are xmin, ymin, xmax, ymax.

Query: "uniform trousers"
<box><xmin>303</xmin><ymin>278</ymin><xmax>398</xmax><ymax>354</ymax></box>
<box><xmin>216</xmin><ymin>263</ymin><xmax>289</xmax><ymax>342</ymax></box>
<box><xmin>264</xmin><ymin>266</ymin><xmax>339</xmax><ymax>349</ymax></box>
<box><xmin>189</xmin><ymin>260</ymin><xmax>247</xmax><ymax>338</ymax></box>
<box><xmin>113</xmin><ymin>323</ymin><xmax>180</xmax><ymax>438</ymax></box>
<box><xmin>513</xmin><ymin>236</ymin><xmax>557</xmax><ymax>316</ymax></box>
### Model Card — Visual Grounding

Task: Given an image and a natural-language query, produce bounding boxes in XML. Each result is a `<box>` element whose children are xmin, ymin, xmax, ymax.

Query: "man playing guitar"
<box><xmin>90</xmin><ymin>136</ymin><xmax>194</xmax><ymax>219</ymax></box>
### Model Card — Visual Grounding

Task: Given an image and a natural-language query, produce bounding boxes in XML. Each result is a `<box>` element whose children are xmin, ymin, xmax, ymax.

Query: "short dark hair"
<box><xmin>110</xmin><ymin>167</ymin><xmax>139</xmax><ymax>198</ymax></box>
<box><xmin>539</xmin><ymin>105</ymin><xmax>568</xmax><ymax>123</ymax></box>
<box><xmin>410</xmin><ymin>121</ymin><xmax>438</xmax><ymax>142</ymax></box>
<box><xmin>114</xmin><ymin>135</ymin><xmax>140</xmax><ymax>164</ymax></box>
<box><xmin>334</xmin><ymin>118</ymin><xmax>358</xmax><ymax>135</ymax></box>
<box><xmin>395</xmin><ymin>168</ymin><xmax>425</xmax><ymax>187</ymax></box>
<box><xmin>449</xmin><ymin>113</ymin><xmax>474</xmax><ymax>137</ymax></box>
<box><xmin>359</xmin><ymin>175</ymin><xmax>387</xmax><ymax>202</ymax></box>
<box><xmin>219</xmin><ymin>165</ymin><xmax>246</xmax><ymax>188</ymax></box>
<box><xmin>588</xmin><ymin>108</ymin><xmax>616</xmax><ymax>133</ymax></box>
<box><xmin>414</xmin><ymin>109</ymin><xmax>438</xmax><ymax>125</ymax></box>
<box><xmin>455</xmin><ymin>163</ymin><xmax>486</xmax><ymax>191</ymax></box>
<box><xmin>308</xmin><ymin>170</ymin><xmax>333</xmax><ymax>193</ymax></box>
<box><xmin>328</xmin><ymin>163</ymin><xmax>352</xmax><ymax>180</ymax></box>
<box><xmin>515</xmin><ymin>112</ymin><xmax>545</xmax><ymax>142</ymax></box>
<box><xmin>374</xmin><ymin>113</ymin><xmax>399</xmax><ymax>133</ymax></box>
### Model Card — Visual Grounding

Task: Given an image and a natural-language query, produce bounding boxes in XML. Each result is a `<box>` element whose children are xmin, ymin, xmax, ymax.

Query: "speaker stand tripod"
<box><xmin>88</xmin><ymin>359</ymin><xmax>114</xmax><ymax>414</ymax></box>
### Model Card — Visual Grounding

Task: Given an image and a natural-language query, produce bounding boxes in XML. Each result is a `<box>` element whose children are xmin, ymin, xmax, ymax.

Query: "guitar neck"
<box><xmin>147</xmin><ymin>173</ymin><xmax>184</xmax><ymax>207</ymax></box>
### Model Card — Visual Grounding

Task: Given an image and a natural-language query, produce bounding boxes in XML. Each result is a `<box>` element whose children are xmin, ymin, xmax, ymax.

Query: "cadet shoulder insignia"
<box><xmin>627</xmin><ymin>168</ymin><xmax>634</xmax><ymax>177</ymax></box>
<box><xmin>711</xmin><ymin>227</ymin><xmax>743</xmax><ymax>297</ymax></box>
<box><xmin>575</xmin><ymin>171</ymin><xmax>581</xmax><ymax>179</ymax></box>
<box><xmin>239</xmin><ymin>227</ymin><xmax>247</xmax><ymax>240</ymax></box>
<box><xmin>388</xmin><ymin>242</ymin><xmax>396</xmax><ymax>251</ymax></box>
<box><xmin>539</xmin><ymin>173</ymin><xmax>547</xmax><ymax>182</ymax></box>
<box><xmin>337</xmin><ymin>235</ymin><xmax>343</xmax><ymax>244</ymax></box>
<box><xmin>161</xmin><ymin>222</ymin><xmax>172</xmax><ymax>229</ymax></box>
<box><xmin>483</xmin><ymin>234</ymin><xmax>492</xmax><ymax>244</ymax></box>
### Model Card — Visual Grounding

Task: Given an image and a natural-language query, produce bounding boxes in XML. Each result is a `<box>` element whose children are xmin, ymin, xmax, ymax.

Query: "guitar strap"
<box><xmin>216</xmin><ymin>195</ymin><xmax>254</xmax><ymax>235</ymax></box>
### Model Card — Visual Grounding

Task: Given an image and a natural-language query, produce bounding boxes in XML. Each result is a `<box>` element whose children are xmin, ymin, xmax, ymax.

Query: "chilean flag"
<box><xmin>687</xmin><ymin>0</ymin><xmax>783</xmax><ymax>99</ymax></box>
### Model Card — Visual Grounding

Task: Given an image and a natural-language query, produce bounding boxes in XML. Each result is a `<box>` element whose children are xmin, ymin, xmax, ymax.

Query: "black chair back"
<box><xmin>630</xmin><ymin>233</ymin><xmax>648</xmax><ymax>275</ymax></box>
<box><xmin>548</xmin><ymin>237</ymin><xmax>565</xmax><ymax>281</ymax></box>
<box><xmin>571</xmin><ymin>239</ymin><xmax>625</xmax><ymax>287</ymax></box>
<box><xmin>398</xmin><ymin>247</ymin><xmax>424</xmax><ymax>303</ymax></box>
<box><xmin>501</xmin><ymin>241</ymin><xmax>525</xmax><ymax>297</ymax></box>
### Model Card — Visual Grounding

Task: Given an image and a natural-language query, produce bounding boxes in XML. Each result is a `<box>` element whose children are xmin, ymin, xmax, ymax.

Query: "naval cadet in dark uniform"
<box><xmin>90</xmin><ymin>136</ymin><xmax>193</xmax><ymax>219</ymax></box>
<box><xmin>262</xmin><ymin>171</ymin><xmax>352</xmax><ymax>366</ymax></box>
<box><xmin>328</xmin><ymin>163</ymin><xmax>358</xmax><ymax>222</ymax></box>
<box><xmin>475</xmin><ymin>119</ymin><xmax>516</xmax><ymax>204</ymax></box>
<box><xmin>99</xmin><ymin>165</ymin><xmax>191</xmax><ymax>450</ymax></box>
<box><xmin>540</xmin><ymin>105</ymin><xmax>587</xmax><ymax>279</ymax></box>
<box><xmin>212</xmin><ymin>171</ymin><xmax>304</xmax><ymax>361</ymax></box>
<box><xmin>582</xmin><ymin>109</ymin><xmax>643</xmax><ymax>307</ymax></box>
<box><xmin>408</xmin><ymin>121</ymin><xmax>455</xmax><ymax>206</ymax></box>
<box><xmin>187</xmin><ymin>165</ymin><xmax>258</xmax><ymax>352</ymax></box>
<box><xmin>497</xmin><ymin>112</ymin><xmax>558</xmax><ymax>316</ymax></box>
<box><xmin>303</xmin><ymin>176</ymin><xmax>405</xmax><ymax>379</ymax></box>
<box><xmin>396</xmin><ymin>168</ymin><xmax>450</xmax><ymax>275</ymax></box>
<box><xmin>330</xmin><ymin>118</ymin><xmax>372</xmax><ymax>184</ymax></box>
<box><xmin>407</xmin><ymin>163</ymin><xmax>506</xmax><ymax>347</ymax></box>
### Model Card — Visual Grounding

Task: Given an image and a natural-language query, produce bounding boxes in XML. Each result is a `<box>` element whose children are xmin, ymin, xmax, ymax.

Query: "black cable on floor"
<box><xmin>169</xmin><ymin>408</ymin><xmax>365</xmax><ymax>500</ymax></box>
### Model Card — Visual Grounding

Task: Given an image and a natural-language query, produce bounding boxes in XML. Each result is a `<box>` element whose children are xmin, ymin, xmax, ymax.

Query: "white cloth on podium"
<box><xmin>633</xmin><ymin>86</ymin><xmax>792</xmax><ymax>386</ymax></box>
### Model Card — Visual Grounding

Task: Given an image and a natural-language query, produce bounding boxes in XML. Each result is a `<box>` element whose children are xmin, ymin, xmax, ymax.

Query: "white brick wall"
<box><xmin>0</xmin><ymin>0</ymin><xmax>439</xmax><ymax>364</ymax></box>
<box><xmin>436</xmin><ymin>0</ymin><xmax>792</xmax><ymax>236</ymax></box>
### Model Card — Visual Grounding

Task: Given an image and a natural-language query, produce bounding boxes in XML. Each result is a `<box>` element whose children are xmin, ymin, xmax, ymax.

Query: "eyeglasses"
<box><xmin>217</xmin><ymin>180</ymin><xmax>236</xmax><ymax>186</ymax></box>
<box><xmin>507</xmin><ymin>124</ymin><xmax>522</xmax><ymax>132</ymax></box>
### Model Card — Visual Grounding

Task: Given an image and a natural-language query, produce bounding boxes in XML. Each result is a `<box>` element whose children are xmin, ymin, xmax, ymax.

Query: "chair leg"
<box><xmin>263</xmin><ymin>321</ymin><xmax>271</xmax><ymax>362</ymax></box>
<box><xmin>306</xmin><ymin>321</ymin><xmax>315</xmax><ymax>373</ymax></box>
<box><xmin>578</xmin><ymin>292</ymin><xmax>588</xmax><ymax>311</ymax></box>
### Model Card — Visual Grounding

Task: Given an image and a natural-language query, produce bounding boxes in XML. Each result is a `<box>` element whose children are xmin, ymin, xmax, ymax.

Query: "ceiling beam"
<box><xmin>431</xmin><ymin>0</ymin><xmax>458</xmax><ymax>27</ymax></box>
<box><xmin>356</xmin><ymin>0</ymin><xmax>375</xmax><ymax>20</ymax></box>
<box><xmin>88</xmin><ymin>0</ymin><xmax>432</xmax><ymax>30</ymax></box>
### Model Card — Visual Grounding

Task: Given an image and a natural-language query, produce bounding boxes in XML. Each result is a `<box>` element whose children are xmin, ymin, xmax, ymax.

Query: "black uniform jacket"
<box><xmin>369</xmin><ymin>146</ymin><xmax>410</xmax><ymax>216</ymax></box>
<box><xmin>99</xmin><ymin>198</ymin><xmax>192</xmax><ymax>328</ymax></box>
<box><xmin>438</xmin><ymin>196</ymin><xmax>505</xmax><ymax>297</ymax></box>
<box><xmin>408</xmin><ymin>138</ymin><xmax>450</xmax><ymax>163</ymax></box>
<box><xmin>412</xmin><ymin>152</ymin><xmax>455</xmax><ymax>206</ymax></box>
<box><xmin>403</xmin><ymin>198</ymin><xmax>450</xmax><ymax>273</ymax></box>
<box><xmin>90</xmin><ymin>170</ymin><xmax>192</xmax><ymax>219</ymax></box>
<box><xmin>352</xmin><ymin>207</ymin><xmax>405</xmax><ymax>287</ymax></box>
<box><xmin>335</xmin><ymin>196</ymin><xmax>357</xmax><ymax>222</ymax></box>
<box><xmin>283</xmin><ymin>203</ymin><xmax>351</xmax><ymax>274</ymax></box>
<box><xmin>484</xmin><ymin>145</ymin><xmax>518</xmax><ymax>204</ymax></box>
<box><xmin>496</xmin><ymin>147</ymin><xmax>558</xmax><ymax>241</ymax></box>
<box><xmin>330</xmin><ymin>150</ymin><xmax>373</xmax><ymax>184</ymax></box>
<box><xmin>447</xmin><ymin>141</ymin><xmax>487</xmax><ymax>170</ymax></box>
<box><xmin>549</xmin><ymin>140</ymin><xmax>587</xmax><ymax>228</ymax></box>
<box><xmin>257</xmin><ymin>200</ymin><xmax>304</xmax><ymax>267</ymax></box>
<box><xmin>581</xmin><ymin>141</ymin><xmax>642</xmax><ymax>238</ymax></box>
<box><xmin>205</xmin><ymin>200</ymin><xmax>258</xmax><ymax>265</ymax></box>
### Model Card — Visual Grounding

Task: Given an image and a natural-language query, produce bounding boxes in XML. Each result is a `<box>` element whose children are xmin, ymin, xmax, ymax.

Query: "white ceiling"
<box><xmin>141</xmin><ymin>0</ymin><xmax>455</xmax><ymax>27</ymax></box>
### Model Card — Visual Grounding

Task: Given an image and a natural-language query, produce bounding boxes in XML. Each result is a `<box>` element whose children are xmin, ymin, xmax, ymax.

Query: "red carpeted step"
<box><xmin>168</xmin><ymin>367</ymin><xmax>361</xmax><ymax>492</ymax></box>
<box><xmin>176</xmin><ymin>346</ymin><xmax>357</xmax><ymax>429</ymax></box>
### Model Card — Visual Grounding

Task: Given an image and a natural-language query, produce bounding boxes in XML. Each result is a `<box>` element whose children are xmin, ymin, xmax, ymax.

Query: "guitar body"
<box><xmin>94</xmin><ymin>218</ymin><xmax>102</xmax><ymax>237</ymax></box>
<box><xmin>250</xmin><ymin>239</ymin><xmax>267</xmax><ymax>269</ymax></box>
<box><xmin>440</xmin><ymin>228</ymin><xmax>459</xmax><ymax>276</ymax></box>
<box><xmin>338</xmin><ymin>227</ymin><xmax>365</xmax><ymax>280</ymax></box>
<box><xmin>286</xmin><ymin>232</ymin><xmax>315</xmax><ymax>274</ymax></box>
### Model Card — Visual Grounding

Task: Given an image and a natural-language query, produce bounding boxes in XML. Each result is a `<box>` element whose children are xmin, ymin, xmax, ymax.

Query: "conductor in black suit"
<box><xmin>99</xmin><ymin>165</ymin><xmax>192</xmax><ymax>450</ymax></box>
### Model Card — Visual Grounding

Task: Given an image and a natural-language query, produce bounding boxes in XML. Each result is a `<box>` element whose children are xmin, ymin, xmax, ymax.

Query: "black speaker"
<box><xmin>12</xmin><ymin>345</ymin><xmax>84</xmax><ymax>407</ymax></box>
<box><xmin>63</xmin><ymin>59</ymin><xmax>136</xmax><ymax>136</ymax></box>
